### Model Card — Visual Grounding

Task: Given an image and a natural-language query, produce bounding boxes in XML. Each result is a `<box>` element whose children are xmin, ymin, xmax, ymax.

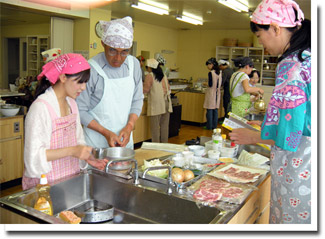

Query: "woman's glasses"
<box><xmin>108</xmin><ymin>48</ymin><xmax>129</xmax><ymax>57</ymax></box>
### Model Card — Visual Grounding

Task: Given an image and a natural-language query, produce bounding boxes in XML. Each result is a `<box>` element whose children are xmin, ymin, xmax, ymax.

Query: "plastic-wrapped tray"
<box><xmin>207</xmin><ymin>163</ymin><xmax>268</xmax><ymax>183</ymax></box>
<box><xmin>187</xmin><ymin>175</ymin><xmax>256</xmax><ymax>205</ymax></box>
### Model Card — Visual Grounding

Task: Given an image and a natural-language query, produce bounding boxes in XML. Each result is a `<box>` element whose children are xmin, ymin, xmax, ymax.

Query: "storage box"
<box><xmin>223</xmin><ymin>38</ymin><xmax>238</xmax><ymax>47</ymax></box>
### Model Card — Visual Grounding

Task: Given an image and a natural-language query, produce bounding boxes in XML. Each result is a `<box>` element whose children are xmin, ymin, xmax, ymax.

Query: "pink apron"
<box><xmin>22</xmin><ymin>98</ymin><xmax>80</xmax><ymax>190</ymax></box>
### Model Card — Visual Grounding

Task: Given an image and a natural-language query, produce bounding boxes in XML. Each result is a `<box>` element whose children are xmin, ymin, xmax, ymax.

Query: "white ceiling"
<box><xmin>0</xmin><ymin>0</ymin><xmax>311</xmax><ymax>30</ymax></box>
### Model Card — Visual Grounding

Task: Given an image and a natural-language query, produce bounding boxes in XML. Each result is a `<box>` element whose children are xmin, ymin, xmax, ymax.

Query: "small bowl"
<box><xmin>182</xmin><ymin>150</ymin><xmax>194</xmax><ymax>159</ymax></box>
<box><xmin>208</xmin><ymin>150</ymin><xmax>220</xmax><ymax>160</ymax></box>
<box><xmin>1</xmin><ymin>104</ymin><xmax>20</xmax><ymax>117</ymax></box>
<box><xmin>188</xmin><ymin>145</ymin><xmax>205</xmax><ymax>156</ymax></box>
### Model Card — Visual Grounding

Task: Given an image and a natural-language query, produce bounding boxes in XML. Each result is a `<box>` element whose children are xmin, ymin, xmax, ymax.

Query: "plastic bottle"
<box><xmin>221</xmin><ymin>134</ymin><xmax>227</xmax><ymax>147</ymax></box>
<box><xmin>34</xmin><ymin>174</ymin><xmax>53</xmax><ymax>216</ymax></box>
<box><xmin>212</xmin><ymin>128</ymin><xmax>223</xmax><ymax>150</ymax></box>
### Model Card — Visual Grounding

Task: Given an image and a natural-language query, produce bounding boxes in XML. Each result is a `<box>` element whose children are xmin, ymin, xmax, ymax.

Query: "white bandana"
<box><xmin>100</xmin><ymin>16</ymin><xmax>133</xmax><ymax>49</ymax></box>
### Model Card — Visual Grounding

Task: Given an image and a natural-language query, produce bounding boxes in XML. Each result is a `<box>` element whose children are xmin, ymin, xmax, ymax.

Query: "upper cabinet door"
<box><xmin>51</xmin><ymin>17</ymin><xmax>74</xmax><ymax>54</ymax></box>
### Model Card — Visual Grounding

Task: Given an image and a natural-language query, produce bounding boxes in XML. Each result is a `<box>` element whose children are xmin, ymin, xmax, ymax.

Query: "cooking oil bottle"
<box><xmin>34</xmin><ymin>174</ymin><xmax>53</xmax><ymax>216</ymax></box>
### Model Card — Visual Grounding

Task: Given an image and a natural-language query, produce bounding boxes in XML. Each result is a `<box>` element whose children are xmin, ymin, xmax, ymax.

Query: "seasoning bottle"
<box><xmin>221</xmin><ymin>134</ymin><xmax>227</xmax><ymax>147</ymax></box>
<box><xmin>34</xmin><ymin>174</ymin><xmax>53</xmax><ymax>216</ymax></box>
<box><xmin>212</xmin><ymin>128</ymin><xmax>223</xmax><ymax>150</ymax></box>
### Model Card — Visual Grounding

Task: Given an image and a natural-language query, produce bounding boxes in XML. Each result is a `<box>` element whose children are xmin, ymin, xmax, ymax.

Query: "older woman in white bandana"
<box><xmin>77</xmin><ymin>16</ymin><xmax>144</xmax><ymax>149</ymax></box>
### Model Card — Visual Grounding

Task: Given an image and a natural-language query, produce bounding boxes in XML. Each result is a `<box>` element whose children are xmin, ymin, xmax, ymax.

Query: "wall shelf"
<box><xmin>216</xmin><ymin>46</ymin><xmax>277</xmax><ymax>86</ymax></box>
<box><xmin>27</xmin><ymin>35</ymin><xmax>50</xmax><ymax>76</ymax></box>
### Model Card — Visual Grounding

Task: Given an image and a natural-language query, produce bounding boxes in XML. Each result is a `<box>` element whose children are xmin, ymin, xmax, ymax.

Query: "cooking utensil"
<box><xmin>92</xmin><ymin>147</ymin><xmax>135</xmax><ymax>170</ymax></box>
<box><xmin>72</xmin><ymin>199</ymin><xmax>114</xmax><ymax>223</ymax></box>
<box><xmin>254</xmin><ymin>94</ymin><xmax>266</xmax><ymax>111</ymax></box>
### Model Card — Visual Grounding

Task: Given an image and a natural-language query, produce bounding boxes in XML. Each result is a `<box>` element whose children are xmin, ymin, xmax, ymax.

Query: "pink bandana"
<box><xmin>37</xmin><ymin>53</ymin><xmax>90</xmax><ymax>84</ymax></box>
<box><xmin>251</xmin><ymin>0</ymin><xmax>304</xmax><ymax>27</ymax></box>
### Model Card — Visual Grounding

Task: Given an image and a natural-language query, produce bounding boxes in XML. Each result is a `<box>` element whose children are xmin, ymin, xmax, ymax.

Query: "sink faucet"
<box><xmin>105</xmin><ymin>158</ymin><xmax>139</xmax><ymax>185</ymax></box>
<box><xmin>143</xmin><ymin>166</ymin><xmax>173</xmax><ymax>194</ymax></box>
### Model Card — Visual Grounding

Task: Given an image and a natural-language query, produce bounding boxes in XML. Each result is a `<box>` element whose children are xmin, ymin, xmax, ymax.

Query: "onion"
<box><xmin>183</xmin><ymin>169</ymin><xmax>194</xmax><ymax>182</ymax></box>
<box><xmin>172</xmin><ymin>168</ymin><xmax>184</xmax><ymax>183</ymax></box>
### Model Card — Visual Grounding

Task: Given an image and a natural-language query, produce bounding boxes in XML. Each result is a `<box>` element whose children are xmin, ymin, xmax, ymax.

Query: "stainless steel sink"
<box><xmin>0</xmin><ymin>169</ymin><xmax>224</xmax><ymax>224</ymax></box>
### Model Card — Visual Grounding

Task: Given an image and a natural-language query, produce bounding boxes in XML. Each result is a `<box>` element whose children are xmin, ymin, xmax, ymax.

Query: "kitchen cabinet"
<box><xmin>0</xmin><ymin>116</ymin><xmax>24</xmax><ymax>183</ymax></box>
<box><xmin>228</xmin><ymin>175</ymin><xmax>271</xmax><ymax>224</ymax></box>
<box><xmin>27</xmin><ymin>35</ymin><xmax>50</xmax><ymax>76</ymax></box>
<box><xmin>176</xmin><ymin>91</ymin><xmax>224</xmax><ymax>124</ymax></box>
<box><xmin>133</xmin><ymin>100</ymin><xmax>151</xmax><ymax>144</ymax></box>
<box><xmin>216</xmin><ymin>46</ymin><xmax>276</xmax><ymax>87</ymax></box>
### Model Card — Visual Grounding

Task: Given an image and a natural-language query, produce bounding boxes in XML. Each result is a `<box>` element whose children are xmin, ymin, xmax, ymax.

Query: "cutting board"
<box><xmin>135</xmin><ymin>149</ymin><xmax>174</xmax><ymax>166</ymax></box>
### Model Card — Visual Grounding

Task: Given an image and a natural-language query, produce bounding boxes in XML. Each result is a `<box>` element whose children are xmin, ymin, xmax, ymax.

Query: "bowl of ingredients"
<box><xmin>208</xmin><ymin>150</ymin><xmax>220</xmax><ymax>160</ymax></box>
<box><xmin>92</xmin><ymin>147</ymin><xmax>135</xmax><ymax>170</ymax></box>
<box><xmin>1</xmin><ymin>104</ymin><xmax>20</xmax><ymax>117</ymax></box>
<box><xmin>188</xmin><ymin>145</ymin><xmax>205</xmax><ymax>156</ymax></box>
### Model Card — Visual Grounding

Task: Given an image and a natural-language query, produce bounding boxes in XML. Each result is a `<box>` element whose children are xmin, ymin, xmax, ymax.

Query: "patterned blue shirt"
<box><xmin>261</xmin><ymin>49</ymin><xmax>311</xmax><ymax>152</ymax></box>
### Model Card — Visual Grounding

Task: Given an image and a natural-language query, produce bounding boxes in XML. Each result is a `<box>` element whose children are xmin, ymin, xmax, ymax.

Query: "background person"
<box><xmin>23</xmin><ymin>54</ymin><xmax>107</xmax><ymax>190</ymax></box>
<box><xmin>77</xmin><ymin>16</ymin><xmax>144</xmax><ymax>149</ymax></box>
<box><xmin>143</xmin><ymin>58</ymin><xmax>172</xmax><ymax>143</ymax></box>
<box><xmin>229</xmin><ymin>57</ymin><xmax>264</xmax><ymax>117</ymax></box>
<box><xmin>229</xmin><ymin>0</ymin><xmax>311</xmax><ymax>224</ymax></box>
<box><xmin>203</xmin><ymin>57</ymin><xmax>222</xmax><ymax>130</ymax></box>
<box><xmin>137</xmin><ymin>55</ymin><xmax>146</xmax><ymax>82</ymax></box>
<box><xmin>218</xmin><ymin>59</ymin><xmax>234</xmax><ymax>118</ymax></box>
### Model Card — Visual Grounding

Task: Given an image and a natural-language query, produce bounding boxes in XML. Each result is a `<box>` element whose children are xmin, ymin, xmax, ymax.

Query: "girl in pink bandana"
<box><xmin>23</xmin><ymin>54</ymin><xmax>108</xmax><ymax>190</ymax></box>
<box><xmin>229</xmin><ymin>0</ymin><xmax>311</xmax><ymax>224</ymax></box>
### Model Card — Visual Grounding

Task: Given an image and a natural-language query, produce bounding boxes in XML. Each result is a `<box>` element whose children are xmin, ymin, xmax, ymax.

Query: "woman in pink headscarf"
<box><xmin>229</xmin><ymin>0</ymin><xmax>311</xmax><ymax>224</ymax></box>
<box><xmin>22</xmin><ymin>54</ymin><xmax>108</xmax><ymax>190</ymax></box>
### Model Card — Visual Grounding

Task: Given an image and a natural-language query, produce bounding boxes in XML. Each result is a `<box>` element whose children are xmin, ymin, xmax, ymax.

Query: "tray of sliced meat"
<box><xmin>207</xmin><ymin>163</ymin><xmax>268</xmax><ymax>183</ymax></box>
<box><xmin>187</xmin><ymin>175</ymin><xmax>256</xmax><ymax>205</ymax></box>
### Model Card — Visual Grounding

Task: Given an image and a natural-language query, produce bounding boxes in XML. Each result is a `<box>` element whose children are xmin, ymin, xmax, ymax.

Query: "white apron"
<box><xmin>84</xmin><ymin>56</ymin><xmax>135</xmax><ymax>149</ymax></box>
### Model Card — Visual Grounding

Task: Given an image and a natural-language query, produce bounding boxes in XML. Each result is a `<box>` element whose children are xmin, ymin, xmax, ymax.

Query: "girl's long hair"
<box><xmin>151</xmin><ymin>66</ymin><xmax>164</xmax><ymax>82</ymax></box>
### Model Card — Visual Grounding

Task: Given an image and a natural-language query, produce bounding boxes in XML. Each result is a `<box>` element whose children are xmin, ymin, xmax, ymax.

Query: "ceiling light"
<box><xmin>218</xmin><ymin>0</ymin><xmax>249</xmax><ymax>13</ymax></box>
<box><xmin>131</xmin><ymin>2</ymin><xmax>169</xmax><ymax>15</ymax></box>
<box><xmin>176</xmin><ymin>15</ymin><xmax>203</xmax><ymax>25</ymax></box>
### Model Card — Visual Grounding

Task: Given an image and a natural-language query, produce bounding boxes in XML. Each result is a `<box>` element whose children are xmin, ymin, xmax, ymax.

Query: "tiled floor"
<box><xmin>0</xmin><ymin>124</ymin><xmax>216</xmax><ymax>198</ymax></box>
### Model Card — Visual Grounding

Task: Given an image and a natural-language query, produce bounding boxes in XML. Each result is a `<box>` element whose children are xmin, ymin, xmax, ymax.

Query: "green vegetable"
<box><xmin>141</xmin><ymin>159</ymin><xmax>169</xmax><ymax>179</ymax></box>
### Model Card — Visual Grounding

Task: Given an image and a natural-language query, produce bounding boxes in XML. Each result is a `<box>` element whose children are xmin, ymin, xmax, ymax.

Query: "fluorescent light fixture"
<box><xmin>218</xmin><ymin>0</ymin><xmax>249</xmax><ymax>13</ymax></box>
<box><xmin>176</xmin><ymin>15</ymin><xmax>203</xmax><ymax>25</ymax></box>
<box><xmin>131</xmin><ymin>2</ymin><xmax>168</xmax><ymax>15</ymax></box>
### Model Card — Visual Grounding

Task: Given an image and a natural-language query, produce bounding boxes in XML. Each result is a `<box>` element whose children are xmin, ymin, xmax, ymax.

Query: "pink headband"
<box><xmin>251</xmin><ymin>0</ymin><xmax>304</xmax><ymax>27</ymax></box>
<box><xmin>37</xmin><ymin>53</ymin><xmax>90</xmax><ymax>84</ymax></box>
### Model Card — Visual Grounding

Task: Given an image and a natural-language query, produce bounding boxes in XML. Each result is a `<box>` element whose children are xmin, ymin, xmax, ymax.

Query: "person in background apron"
<box><xmin>218</xmin><ymin>59</ymin><xmax>234</xmax><ymax>118</ymax></box>
<box><xmin>203</xmin><ymin>57</ymin><xmax>222</xmax><ymax>130</ymax></box>
<box><xmin>77</xmin><ymin>16</ymin><xmax>144</xmax><ymax>149</ymax></box>
<box><xmin>143</xmin><ymin>58</ymin><xmax>172</xmax><ymax>143</ymax></box>
<box><xmin>229</xmin><ymin>0</ymin><xmax>311</xmax><ymax>224</ymax></box>
<box><xmin>23</xmin><ymin>54</ymin><xmax>107</xmax><ymax>190</ymax></box>
<box><xmin>229</xmin><ymin>57</ymin><xmax>264</xmax><ymax>117</ymax></box>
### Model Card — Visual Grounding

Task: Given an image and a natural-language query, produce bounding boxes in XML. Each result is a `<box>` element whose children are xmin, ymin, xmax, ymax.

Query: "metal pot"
<box><xmin>73</xmin><ymin>199</ymin><xmax>114</xmax><ymax>223</ymax></box>
<box><xmin>92</xmin><ymin>147</ymin><xmax>135</xmax><ymax>170</ymax></box>
<box><xmin>254</xmin><ymin>94</ymin><xmax>266</xmax><ymax>111</ymax></box>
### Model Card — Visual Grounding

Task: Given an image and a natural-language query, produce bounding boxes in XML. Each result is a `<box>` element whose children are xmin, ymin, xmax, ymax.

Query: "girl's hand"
<box><xmin>86</xmin><ymin>156</ymin><xmax>109</xmax><ymax>171</ymax></box>
<box><xmin>74</xmin><ymin>145</ymin><xmax>92</xmax><ymax>160</ymax></box>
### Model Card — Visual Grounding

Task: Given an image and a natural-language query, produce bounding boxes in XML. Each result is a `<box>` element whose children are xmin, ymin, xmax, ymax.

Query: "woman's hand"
<box><xmin>247</xmin><ymin>120</ymin><xmax>263</xmax><ymax>127</ymax></box>
<box><xmin>229</xmin><ymin>128</ymin><xmax>261</xmax><ymax>145</ymax></box>
<box><xmin>257</xmin><ymin>88</ymin><xmax>264</xmax><ymax>95</ymax></box>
